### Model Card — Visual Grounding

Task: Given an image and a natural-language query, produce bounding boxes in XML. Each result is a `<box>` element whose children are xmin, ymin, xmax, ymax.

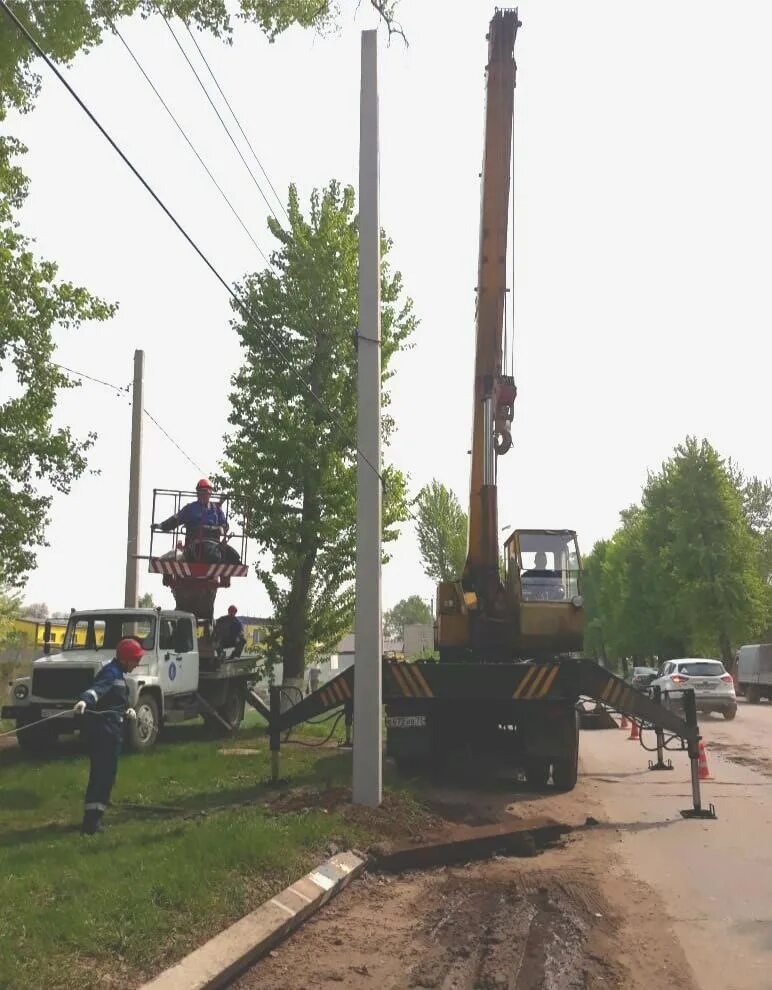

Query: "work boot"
<box><xmin>80</xmin><ymin>810</ymin><xmax>105</xmax><ymax>835</ymax></box>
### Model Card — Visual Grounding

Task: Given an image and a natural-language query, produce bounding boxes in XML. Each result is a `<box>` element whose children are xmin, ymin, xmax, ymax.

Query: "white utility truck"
<box><xmin>2</xmin><ymin>607</ymin><xmax>261</xmax><ymax>754</ymax></box>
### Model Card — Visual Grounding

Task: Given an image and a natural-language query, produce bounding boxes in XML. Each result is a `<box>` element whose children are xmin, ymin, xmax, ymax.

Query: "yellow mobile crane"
<box><xmin>268</xmin><ymin>9</ymin><xmax>716</xmax><ymax>820</ymax></box>
<box><xmin>437</xmin><ymin>9</ymin><xmax>582</xmax><ymax>667</ymax></box>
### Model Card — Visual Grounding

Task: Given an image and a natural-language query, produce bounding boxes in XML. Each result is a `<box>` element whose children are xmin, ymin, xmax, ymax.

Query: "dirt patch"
<box><xmin>705</xmin><ymin>740</ymin><xmax>772</xmax><ymax>776</ymax></box>
<box><xmin>267</xmin><ymin>786</ymin><xmax>444</xmax><ymax>841</ymax></box>
<box><xmin>233</xmin><ymin>826</ymin><xmax>697</xmax><ymax>990</ymax></box>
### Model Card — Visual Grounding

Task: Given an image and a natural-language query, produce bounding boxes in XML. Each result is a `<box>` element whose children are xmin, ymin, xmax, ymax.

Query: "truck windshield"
<box><xmin>64</xmin><ymin>614</ymin><xmax>156</xmax><ymax>651</ymax></box>
<box><xmin>518</xmin><ymin>533</ymin><xmax>580</xmax><ymax>601</ymax></box>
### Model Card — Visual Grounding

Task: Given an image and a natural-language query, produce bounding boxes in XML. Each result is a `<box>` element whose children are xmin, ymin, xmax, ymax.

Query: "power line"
<box><xmin>52</xmin><ymin>362</ymin><xmax>129</xmax><ymax>395</ymax></box>
<box><xmin>180</xmin><ymin>19</ymin><xmax>289</xmax><ymax>224</ymax></box>
<box><xmin>159</xmin><ymin>10</ymin><xmax>284</xmax><ymax>229</ymax></box>
<box><xmin>110</xmin><ymin>22</ymin><xmax>270</xmax><ymax>266</ymax></box>
<box><xmin>0</xmin><ymin>1</ymin><xmax>388</xmax><ymax>492</ymax></box>
<box><xmin>142</xmin><ymin>408</ymin><xmax>204</xmax><ymax>473</ymax></box>
<box><xmin>52</xmin><ymin>362</ymin><xmax>203</xmax><ymax>472</ymax></box>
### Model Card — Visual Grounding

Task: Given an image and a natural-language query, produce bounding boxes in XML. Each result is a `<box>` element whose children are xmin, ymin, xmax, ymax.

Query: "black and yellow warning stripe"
<box><xmin>512</xmin><ymin>663</ymin><xmax>561</xmax><ymax>700</ymax></box>
<box><xmin>388</xmin><ymin>663</ymin><xmax>434</xmax><ymax>698</ymax></box>
<box><xmin>318</xmin><ymin>677</ymin><xmax>353</xmax><ymax>707</ymax></box>
<box><xmin>599</xmin><ymin>676</ymin><xmax>633</xmax><ymax>712</ymax></box>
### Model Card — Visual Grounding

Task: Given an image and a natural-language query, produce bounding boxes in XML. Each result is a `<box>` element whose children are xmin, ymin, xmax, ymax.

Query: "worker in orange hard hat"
<box><xmin>73</xmin><ymin>638</ymin><xmax>143</xmax><ymax>835</ymax></box>
<box><xmin>213</xmin><ymin>605</ymin><xmax>246</xmax><ymax>661</ymax></box>
<box><xmin>153</xmin><ymin>479</ymin><xmax>239</xmax><ymax>565</ymax></box>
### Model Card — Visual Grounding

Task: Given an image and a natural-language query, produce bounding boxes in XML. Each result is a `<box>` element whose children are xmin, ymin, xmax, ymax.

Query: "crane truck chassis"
<box><xmin>264</xmin><ymin>659</ymin><xmax>716</xmax><ymax>820</ymax></box>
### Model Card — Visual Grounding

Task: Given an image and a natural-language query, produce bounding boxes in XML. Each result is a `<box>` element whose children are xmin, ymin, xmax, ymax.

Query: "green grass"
<box><xmin>0</xmin><ymin>715</ymin><xmax>424</xmax><ymax>990</ymax></box>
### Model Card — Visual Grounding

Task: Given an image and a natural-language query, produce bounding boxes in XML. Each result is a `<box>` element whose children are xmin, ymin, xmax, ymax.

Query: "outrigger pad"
<box><xmin>681</xmin><ymin>804</ymin><xmax>717</xmax><ymax>820</ymax></box>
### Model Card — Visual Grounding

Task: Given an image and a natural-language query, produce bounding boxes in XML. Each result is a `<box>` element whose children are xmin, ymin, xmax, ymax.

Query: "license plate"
<box><xmin>697</xmin><ymin>682</ymin><xmax>716</xmax><ymax>690</ymax></box>
<box><xmin>386</xmin><ymin>715</ymin><xmax>427</xmax><ymax>729</ymax></box>
<box><xmin>41</xmin><ymin>708</ymin><xmax>67</xmax><ymax>718</ymax></box>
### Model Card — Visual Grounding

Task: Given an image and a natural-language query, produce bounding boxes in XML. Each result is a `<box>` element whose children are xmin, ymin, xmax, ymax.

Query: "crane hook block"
<box><xmin>493</xmin><ymin>376</ymin><xmax>516</xmax><ymax>455</ymax></box>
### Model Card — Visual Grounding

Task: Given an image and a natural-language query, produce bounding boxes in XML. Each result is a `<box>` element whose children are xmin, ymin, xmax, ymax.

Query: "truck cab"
<box><xmin>3</xmin><ymin>607</ymin><xmax>254</xmax><ymax>754</ymax></box>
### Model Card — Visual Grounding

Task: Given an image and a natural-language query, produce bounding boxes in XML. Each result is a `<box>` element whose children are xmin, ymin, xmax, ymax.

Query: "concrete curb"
<box><xmin>139</xmin><ymin>851</ymin><xmax>366</xmax><ymax>990</ymax></box>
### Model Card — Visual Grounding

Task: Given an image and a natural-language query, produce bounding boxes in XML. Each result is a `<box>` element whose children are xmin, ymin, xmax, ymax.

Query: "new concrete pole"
<box><xmin>124</xmin><ymin>349</ymin><xmax>144</xmax><ymax>608</ymax></box>
<box><xmin>353</xmin><ymin>28</ymin><xmax>382</xmax><ymax>808</ymax></box>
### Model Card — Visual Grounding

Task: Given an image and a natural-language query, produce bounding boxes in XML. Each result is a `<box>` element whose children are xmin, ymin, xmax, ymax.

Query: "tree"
<box><xmin>22</xmin><ymin>601</ymin><xmax>48</xmax><ymax>619</ymax></box>
<box><xmin>384</xmin><ymin>595</ymin><xmax>432</xmax><ymax>638</ymax></box>
<box><xmin>222</xmin><ymin>182</ymin><xmax>415</xmax><ymax>688</ymax></box>
<box><xmin>415</xmin><ymin>481</ymin><xmax>467</xmax><ymax>583</ymax></box>
<box><xmin>0</xmin><ymin>1</ymin><xmax>405</xmax><ymax>587</ymax></box>
<box><xmin>0</xmin><ymin>586</ymin><xmax>22</xmax><ymax>647</ymax></box>
<box><xmin>587</xmin><ymin>438</ymin><xmax>768</xmax><ymax>666</ymax></box>
<box><xmin>138</xmin><ymin>593</ymin><xmax>155</xmax><ymax>608</ymax></box>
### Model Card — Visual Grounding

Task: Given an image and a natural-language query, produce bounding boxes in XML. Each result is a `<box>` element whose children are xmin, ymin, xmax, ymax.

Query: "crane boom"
<box><xmin>464</xmin><ymin>8</ymin><xmax>519</xmax><ymax>603</ymax></box>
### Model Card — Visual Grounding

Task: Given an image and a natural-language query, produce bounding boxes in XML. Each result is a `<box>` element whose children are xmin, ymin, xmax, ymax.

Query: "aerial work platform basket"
<box><xmin>146</xmin><ymin>488</ymin><xmax>249</xmax><ymax>622</ymax></box>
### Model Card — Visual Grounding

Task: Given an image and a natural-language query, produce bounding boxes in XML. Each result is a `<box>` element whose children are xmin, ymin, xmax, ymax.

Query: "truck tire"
<box><xmin>127</xmin><ymin>693</ymin><xmax>160</xmax><ymax>752</ymax></box>
<box><xmin>15</xmin><ymin>719</ymin><xmax>58</xmax><ymax>756</ymax></box>
<box><xmin>552</xmin><ymin>710</ymin><xmax>580</xmax><ymax>792</ymax></box>
<box><xmin>723</xmin><ymin>706</ymin><xmax>737</xmax><ymax>721</ymax></box>
<box><xmin>524</xmin><ymin>759</ymin><xmax>550</xmax><ymax>790</ymax></box>
<box><xmin>747</xmin><ymin>684</ymin><xmax>761</xmax><ymax>705</ymax></box>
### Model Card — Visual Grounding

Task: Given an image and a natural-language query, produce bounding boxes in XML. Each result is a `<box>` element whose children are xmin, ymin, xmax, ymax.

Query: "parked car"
<box><xmin>629</xmin><ymin>666</ymin><xmax>658</xmax><ymax>690</ymax></box>
<box><xmin>649</xmin><ymin>658</ymin><xmax>737</xmax><ymax>720</ymax></box>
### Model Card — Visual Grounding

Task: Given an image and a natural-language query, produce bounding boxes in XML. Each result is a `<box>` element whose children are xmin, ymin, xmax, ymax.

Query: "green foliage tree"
<box><xmin>138</xmin><ymin>592</ymin><xmax>155</xmax><ymax>608</ymax></box>
<box><xmin>583</xmin><ymin>438</ymin><xmax>768</xmax><ymax>666</ymax></box>
<box><xmin>0</xmin><ymin>0</ymin><xmax>404</xmax><ymax>587</ymax></box>
<box><xmin>384</xmin><ymin>595</ymin><xmax>432</xmax><ymax>639</ymax></box>
<box><xmin>415</xmin><ymin>480</ymin><xmax>467</xmax><ymax>583</ymax></box>
<box><xmin>0</xmin><ymin>586</ymin><xmax>22</xmax><ymax>645</ymax></box>
<box><xmin>221</xmin><ymin>182</ymin><xmax>415</xmax><ymax>684</ymax></box>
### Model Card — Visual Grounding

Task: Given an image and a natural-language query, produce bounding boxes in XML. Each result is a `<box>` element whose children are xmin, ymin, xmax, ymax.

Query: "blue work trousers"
<box><xmin>84</xmin><ymin>724</ymin><xmax>122</xmax><ymax>812</ymax></box>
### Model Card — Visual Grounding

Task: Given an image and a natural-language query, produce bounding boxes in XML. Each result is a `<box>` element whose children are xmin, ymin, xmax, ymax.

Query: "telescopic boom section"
<box><xmin>464</xmin><ymin>9</ymin><xmax>519</xmax><ymax>601</ymax></box>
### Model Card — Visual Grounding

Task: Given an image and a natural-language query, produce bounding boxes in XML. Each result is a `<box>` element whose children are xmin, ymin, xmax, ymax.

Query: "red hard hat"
<box><xmin>116</xmin><ymin>638</ymin><xmax>144</xmax><ymax>663</ymax></box>
<box><xmin>196</xmin><ymin>478</ymin><xmax>212</xmax><ymax>490</ymax></box>
<box><xmin>228</xmin><ymin>605</ymin><xmax>238</xmax><ymax>616</ymax></box>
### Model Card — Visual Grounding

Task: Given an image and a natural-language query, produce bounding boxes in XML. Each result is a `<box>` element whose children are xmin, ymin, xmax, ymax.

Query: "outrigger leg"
<box><xmin>648</xmin><ymin>686</ymin><xmax>673</xmax><ymax>772</ymax></box>
<box><xmin>680</xmin><ymin>689</ymin><xmax>716</xmax><ymax>820</ymax></box>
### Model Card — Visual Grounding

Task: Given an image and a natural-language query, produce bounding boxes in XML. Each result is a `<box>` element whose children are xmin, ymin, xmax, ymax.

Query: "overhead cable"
<box><xmin>111</xmin><ymin>22</ymin><xmax>270</xmax><ymax>266</ymax></box>
<box><xmin>181</xmin><ymin>19</ymin><xmax>289</xmax><ymax>223</ymax></box>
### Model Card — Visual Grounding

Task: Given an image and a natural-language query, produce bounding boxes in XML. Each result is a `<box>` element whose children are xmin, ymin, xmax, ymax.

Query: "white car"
<box><xmin>650</xmin><ymin>658</ymin><xmax>737</xmax><ymax>720</ymax></box>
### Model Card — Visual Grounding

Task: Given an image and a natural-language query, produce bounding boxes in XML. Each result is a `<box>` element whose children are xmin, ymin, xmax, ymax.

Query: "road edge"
<box><xmin>138</xmin><ymin>850</ymin><xmax>367</xmax><ymax>990</ymax></box>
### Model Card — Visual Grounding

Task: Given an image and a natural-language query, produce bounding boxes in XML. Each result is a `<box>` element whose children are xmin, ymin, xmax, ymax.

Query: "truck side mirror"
<box><xmin>43</xmin><ymin>620</ymin><xmax>52</xmax><ymax>656</ymax></box>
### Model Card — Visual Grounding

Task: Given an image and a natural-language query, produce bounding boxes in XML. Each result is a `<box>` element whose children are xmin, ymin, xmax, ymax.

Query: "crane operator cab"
<box><xmin>505</xmin><ymin>529</ymin><xmax>583</xmax><ymax>657</ymax></box>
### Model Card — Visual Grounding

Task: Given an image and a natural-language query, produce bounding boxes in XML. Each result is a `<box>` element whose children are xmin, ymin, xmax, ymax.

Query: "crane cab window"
<box><xmin>514</xmin><ymin>532</ymin><xmax>580</xmax><ymax>602</ymax></box>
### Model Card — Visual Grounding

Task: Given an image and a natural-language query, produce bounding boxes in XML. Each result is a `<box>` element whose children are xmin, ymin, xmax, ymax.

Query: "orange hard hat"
<box><xmin>228</xmin><ymin>605</ymin><xmax>238</xmax><ymax>616</ymax></box>
<box><xmin>116</xmin><ymin>638</ymin><xmax>144</xmax><ymax>664</ymax></box>
<box><xmin>196</xmin><ymin>478</ymin><xmax>212</xmax><ymax>490</ymax></box>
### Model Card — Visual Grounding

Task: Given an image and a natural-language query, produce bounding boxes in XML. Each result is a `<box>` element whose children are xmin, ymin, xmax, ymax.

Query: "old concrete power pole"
<box><xmin>353</xmin><ymin>28</ymin><xmax>383</xmax><ymax>807</ymax></box>
<box><xmin>124</xmin><ymin>349</ymin><xmax>144</xmax><ymax>608</ymax></box>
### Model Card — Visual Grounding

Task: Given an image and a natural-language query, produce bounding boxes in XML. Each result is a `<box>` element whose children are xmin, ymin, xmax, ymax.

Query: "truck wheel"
<box><xmin>747</xmin><ymin>684</ymin><xmax>761</xmax><ymax>705</ymax></box>
<box><xmin>15</xmin><ymin>719</ymin><xmax>58</xmax><ymax>756</ymax></box>
<box><xmin>723</xmin><ymin>706</ymin><xmax>737</xmax><ymax>720</ymax></box>
<box><xmin>524</xmin><ymin>760</ymin><xmax>550</xmax><ymax>790</ymax></box>
<box><xmin>552</xmin><ymin>710</ymin><xmax>580</xmax><ymax>791</ymax></box>
<box><xmin>127</xmin><ymin>693</ymin><xmax>160</xmax><ymax>752</ymax></box>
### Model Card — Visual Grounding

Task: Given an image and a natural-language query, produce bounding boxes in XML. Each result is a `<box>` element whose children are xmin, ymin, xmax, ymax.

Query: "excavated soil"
<box><xmin>233</xmin><ymin>825</ymin><xmax>697</xmax><ymax>990</ymax></box>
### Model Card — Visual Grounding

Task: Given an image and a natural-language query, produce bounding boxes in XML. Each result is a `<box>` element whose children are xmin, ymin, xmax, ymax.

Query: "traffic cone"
<box><xmin>619</xmin><ymin>713</ymin><xmax>630</xmax><ymax>730</ymax></box>
<box><xmin>697</xmin><ymin>741</ymin><xmax>713</xmax><ymax>780</ymax></box>
<box><xmin>628</xmin><ymin>719</ymin><xmax>640</xmax><ymax>741</ymax></box>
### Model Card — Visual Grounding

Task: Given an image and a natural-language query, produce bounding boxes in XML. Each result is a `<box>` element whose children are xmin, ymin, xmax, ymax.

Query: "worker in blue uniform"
<box><xmin>213</xmin><ymin>605</ymin><xmax>246</xmax><ymax>660</ymax></box>
<box><xmin>73</xmin><ymin>638</ymin><xmax>143</xmax><ymax>835</ymax></box>
<box><xmin>153</xmin><ymin>478</ymin><xmax>240</xmax><ymax>564</ymax></box>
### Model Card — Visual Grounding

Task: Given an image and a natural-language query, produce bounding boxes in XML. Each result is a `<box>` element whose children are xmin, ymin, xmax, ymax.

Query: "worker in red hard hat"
<box><xmin>153</xmin><ymin>478</ymin><xmax>239</xmax><ymax>564</ymax></box>
<box><xmin>212</xmin><ymin>605</ymin><xmax>246</xmax><ymax>661</ymax></box>
<box><xmin>73</xmin><ymin>638</ymin><xmax>143</xmax><ymax>835</ymax></box>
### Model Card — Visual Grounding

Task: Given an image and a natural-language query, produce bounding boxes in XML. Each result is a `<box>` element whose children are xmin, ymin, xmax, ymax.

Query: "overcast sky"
<box><xmin>8</xmin><ymin>0</ymin><xmax>772</xmax><ymax>617</ymax></box>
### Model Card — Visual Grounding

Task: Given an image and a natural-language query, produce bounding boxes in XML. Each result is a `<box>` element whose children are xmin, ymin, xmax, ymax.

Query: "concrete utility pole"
<box><xmin>124</xmin><ymin>349</ymin><xmax>144</xmax><ymax>608</ymax></box>
<box><xmin>353</xmin><ymin>28</ymin><xmax>382</xmax><ymax>808</ymax></box>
